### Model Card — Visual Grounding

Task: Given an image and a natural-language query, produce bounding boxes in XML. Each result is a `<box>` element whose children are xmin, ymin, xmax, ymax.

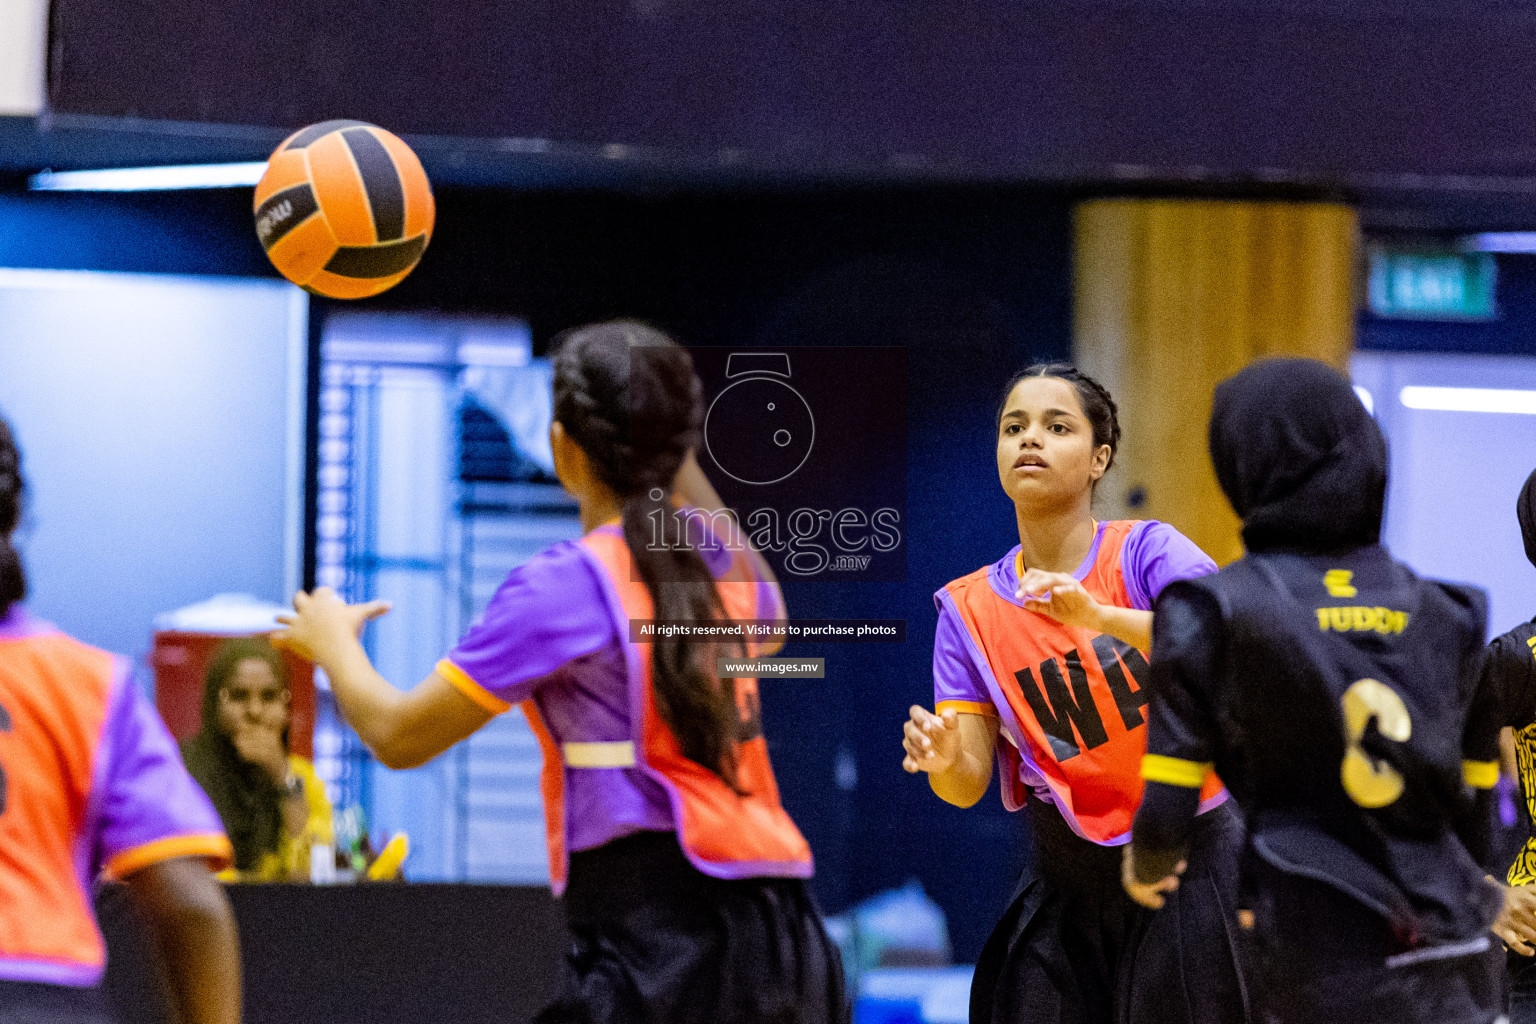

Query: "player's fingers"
<box><xmin>903</xmin><ymin>755</ymin><xmax>919</xmax><ymax>773</ymax></box>
<box><xmin>921</xmin><ymin>716</ymin><xmax>948</xmax><ymax>740</ymax></box>
<box><xmin>312</xmin><ymin>586</ymin><xmax>336</xmax><ymax>601</ymax></box>
<box><xmin>1154</xmin><ymin>875</ymin><xmax>1181</xmax><ymax>894</ymax></box>
<box><xmin>291</xmin><ymin>590</ymin><xmax>311</xmax><ymax>611</ymax></box>
<box><xmin>1022</xmin><ymin>569</ymin><xmax>1073</xmax><ymax>590</ymax></box>
<box><xmin>356</xmin><ymin>600</ymin><xmax>393</xmax><ymax>623</ymax></box>
<box><xmin>1173</xmin><ymin>859</ymin><xmax>1188</xmax><ymax>876</ymax></box>
<box><xmin>1498</xmin><ymin>923</ymin><xmax>1535</xmax><ymax>955</ymax></box>
<box><xmin>904</xmin><ymin>720</ymin><xmax>933</xmax><ymax>750</ymax></box>
<box><xmin>1016</xmin><ymin>569</ymin><xmax>1051</xmax><ymax>599</ymax></box>
<box><xmin>1512</xmin><ymin>916</ymin><xmax>1536</xmax><ymax>945</ymax></box>
<box><xmin>904</xmin><ymin>733</ymin><xmax>941</xmax><ymax>764</ymax></box>
<box><xmin>909</xmin><ymin>704</ymin><xmax>938</xmax><ymax>728</ymax></box>
<box><xmin>939</xmin><ymin>708</ymin><xmax>959</xmax><ymax>729</ymax></box>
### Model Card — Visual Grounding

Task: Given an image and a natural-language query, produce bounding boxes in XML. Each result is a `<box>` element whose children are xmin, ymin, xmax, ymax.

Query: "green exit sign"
<box><xmin>1366</xmin><ymin>245</ymin><xmax>1496</xmax><ymax>321</ymax></box>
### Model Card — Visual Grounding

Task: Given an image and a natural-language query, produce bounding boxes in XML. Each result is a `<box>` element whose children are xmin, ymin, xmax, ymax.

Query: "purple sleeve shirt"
<box><xmin>932</xmin><ymin>520</ymin><xmax>1217</xmax><ymax>713</ymax></box>
<box><xmin>440</xmin><ymin>523</ymin><xmax>762</xmax><ymax>856</ymax></box>
<box><xmin>1118</xmin><ymin>520</ymin><xmax>1219</xmax><ymax>613</ymax></box>
<box><xmin>93</xmin><ymin>663</ymin><xmax>230</xmax><ymax>879</ymax></box>
<box><xmin>444</xmin><ymin>540</ymin><xmax>616</xmax><ymax>707</ymax></box>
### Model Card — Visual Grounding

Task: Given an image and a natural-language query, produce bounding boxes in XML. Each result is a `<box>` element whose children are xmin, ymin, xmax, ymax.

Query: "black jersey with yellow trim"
<box><xmin>1478</xmin><ymin>617</ymin><xmax>1536</xmax><ymax>885</ymax></box>
<box><xmin>1147</xmin><ymin>543</ymin><xmax>1498</xmax><ymax>946</ymax></box>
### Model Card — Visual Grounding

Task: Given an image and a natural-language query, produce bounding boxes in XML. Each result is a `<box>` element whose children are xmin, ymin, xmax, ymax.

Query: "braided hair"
<box><xmin>996</xmin><ymin>362</ymin><xmax>1121</xmax><ymax>477</ymax></box>
<box><xmin>0</xmin><ymin>416</ymin><xmax>25</xmax><ymax>617</ymax></box>
<box><xmin>551</xmin><ymin>321</ymin><xmax>745</xmax><ymax>790</ymax></box>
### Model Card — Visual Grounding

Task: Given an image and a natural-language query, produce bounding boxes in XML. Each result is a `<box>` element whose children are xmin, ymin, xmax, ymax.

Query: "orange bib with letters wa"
<box><xmin>940</xmin><ymin>520</ymin><xmax>1224</xmax><ymax>844</ymax></box>
<box><xmin>523</xmin><ymin>528</ymin><xmax>813</xmax><ymax>894</ymax></box>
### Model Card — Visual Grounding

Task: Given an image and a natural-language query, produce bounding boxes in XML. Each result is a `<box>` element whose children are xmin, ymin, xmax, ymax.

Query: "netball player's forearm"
<box><xmin>324</xmin><ymin>643</ymin><xmax>491</xmax><ymax>768</ymax></box>
<box><xmin>1130</xmin><ymin>782</ymin><xmax>1200</xmax><ymax>883</ymax></box>
<box><xmin>127</xmin><ymin>858</ymin><xmax>242</xmax><ymax>1024</ymax></box>
<box><xmin>928</xmin><ymin>749</ymin><xmax>993</xmax><ymax>807</ymax></box>
<box><xmin>1092</xmin><ymin>606</ymin><xmax>1153</xmax><ymax>654</ymax></box>
<box><xmin>320</xmin><ymin>638</ymin><xmax>414</xmax><ymax>759</ymax></box>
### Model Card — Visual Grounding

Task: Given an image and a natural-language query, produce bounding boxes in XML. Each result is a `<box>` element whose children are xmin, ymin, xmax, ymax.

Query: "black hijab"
<box><xmin>1520</xmin><ymin>467</ymin><xmax>1536</xmax><ymax>569</ymax></box>
<box><xmin>1208</xmin><ymin>358</ymin><xmax>1387</xmax><ymax>555</ymax></box>
<box><xmin>179</xmin><ymin>638</ymin><xmax>289</xmax><ymax>871</ymax></box>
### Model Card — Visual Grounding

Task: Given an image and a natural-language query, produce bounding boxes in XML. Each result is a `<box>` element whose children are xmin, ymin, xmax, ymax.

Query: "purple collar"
<box><xmin>0</xmin><ymin>605</ymin><xmax>56</xmax><ymax>640</ymax></box>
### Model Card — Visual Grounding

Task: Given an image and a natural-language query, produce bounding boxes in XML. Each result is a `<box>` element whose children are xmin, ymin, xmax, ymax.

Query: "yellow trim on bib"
<box><xmin>1140</xmin><ymin>754</ymin><xmax>1212</xmax><ymax>789</ymax></box>
<box><xmin>1463</xmin><ymin>759</ymin><xmax>1500</xmax><ymax>790</ymax></box>
<box><xmin>563</xmin><ymin>741</ymin><xmax>637</xmax><ymax>768</ymax></box>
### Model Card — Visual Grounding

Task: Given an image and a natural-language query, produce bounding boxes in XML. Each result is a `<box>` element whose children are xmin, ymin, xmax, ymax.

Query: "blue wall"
<box><xmin>0</xmin><ymin>269</ymin><xmax>304</xmax><ymax>656</ymax></box>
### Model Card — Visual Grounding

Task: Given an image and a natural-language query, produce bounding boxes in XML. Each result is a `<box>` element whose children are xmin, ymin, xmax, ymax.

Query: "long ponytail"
<box><xmin>0</xmin><ymin>417</ymin><xmax>25</xmax><ymax>617</ymax></box>
<box><xmin>552</xmin><ymin>322</ymin><xmax>744</xmax><ymax>790</ymax></box>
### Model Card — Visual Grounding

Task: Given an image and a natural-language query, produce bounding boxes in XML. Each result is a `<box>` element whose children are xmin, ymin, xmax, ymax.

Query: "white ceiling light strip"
<box><xmin>1465</xmin><ymin>233</ymin><xmax>1536</xmax><ymax>254</ymax></box>
<box><xmin>28</xmin><ymin>162</ymin><xmax>267</xmax><ymax>191</ymax></box>
<box><xmin>1400</xmin><ymin>385</ymin><xmax>1536</xmax><ymax>415</ymax></box>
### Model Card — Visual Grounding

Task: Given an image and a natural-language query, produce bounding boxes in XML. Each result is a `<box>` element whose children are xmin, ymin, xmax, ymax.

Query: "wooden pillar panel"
<box><xmin>1074</xmin><ymin>199</ymin><xmax>1357</xmax><ymax>565</ymax></box>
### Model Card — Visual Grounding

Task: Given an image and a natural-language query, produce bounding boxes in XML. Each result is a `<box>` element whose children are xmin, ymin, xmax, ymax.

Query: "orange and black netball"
<box><xmin>253</xmin><ymin>120</ymin><xmax>434</xmax><ymax>299</ymax></box>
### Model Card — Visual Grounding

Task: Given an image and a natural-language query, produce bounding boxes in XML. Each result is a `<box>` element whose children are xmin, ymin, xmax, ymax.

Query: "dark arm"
<box><xmin>1129</xmin><ymin>584</ymin><xmax>1225</xmax><ymax>888</ymax></box>
<box><xmin>123</xmin><ymin>856</ymin><xmax>242</xmax><ymax>1024</ymax></box>
<box><xmin>1462</xmin><ymin>631</ymin><xmax>1529</xmax><ymax>872</ymax></box>
<box><xmin>1132</xmin><ymin>782</ymin><xmax>1203</xmax><ymax>884</ymax></box>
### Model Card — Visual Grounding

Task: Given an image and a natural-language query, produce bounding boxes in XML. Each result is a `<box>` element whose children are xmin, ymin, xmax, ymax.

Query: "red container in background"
<box><xmin>151</xmin><ymin>596</ymin><xmax>315</xmax><ymax>759</ymax></box>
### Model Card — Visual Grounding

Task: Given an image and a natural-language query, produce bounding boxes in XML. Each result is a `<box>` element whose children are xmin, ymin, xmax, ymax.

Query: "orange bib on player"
<box><xmin>0</xmin><ymin>634</ymin><xmax>119</xmax><ymax>978</ymax></box>
<box><xmin>522</xmin><ymin>529</ymin><xmax>813</xmax><ymax>895</ymax></box>
<box><xmin>940</xmin><ymin>520</ymin><xmax>1224</xmax><ymax>845</ymax></box>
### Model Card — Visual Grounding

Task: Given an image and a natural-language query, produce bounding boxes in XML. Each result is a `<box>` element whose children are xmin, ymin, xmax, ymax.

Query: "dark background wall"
<box><xmin>43</xmin><ymin>0</ymin><xmax>1536</xmax><ymax>190</ymax></box>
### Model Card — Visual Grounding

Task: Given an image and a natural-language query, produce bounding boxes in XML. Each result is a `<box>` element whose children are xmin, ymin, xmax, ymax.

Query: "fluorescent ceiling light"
<box><xmin>1465</xmin><ymin>232</ymin><xmax>1536</xmax><ymax>254</ymax></box>
<box><xmin>1400</xmin><ymin>385</ymin><xmax>1536</xmax><ymax>415</ymax></box>
<box><xmin>28</xmin><ymin>162</ymin><xmax>267</xmax><ymax>191</ymax></box>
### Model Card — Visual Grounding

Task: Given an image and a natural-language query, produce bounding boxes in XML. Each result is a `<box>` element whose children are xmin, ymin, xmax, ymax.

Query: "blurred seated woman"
<box><xmin>180</xmin><ymin>638</ymin><xmax>334</xmax><ymax>882</ymax></box>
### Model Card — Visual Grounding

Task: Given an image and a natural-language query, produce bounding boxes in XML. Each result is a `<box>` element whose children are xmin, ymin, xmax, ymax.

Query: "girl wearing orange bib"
<box><xmin>0</xmin><ymin>416</ymin><xmax>240</xmax><ymax>1024</ymax></box>
<box><xmin>275</xmin><ymin>322</ymin><xmax>844</xmax><ymax>1024</ymax></box>
<box><xmin>901</xmin><ymin>365</ymin><xmax>1248</xmax><ymax>1024</ymax></box>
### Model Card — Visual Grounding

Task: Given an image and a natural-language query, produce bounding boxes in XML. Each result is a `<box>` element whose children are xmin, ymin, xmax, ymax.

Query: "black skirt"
<box><xmin>0</xmin><ymin>981</ymin><xmax>115</xmax><ymax>1024</ymax></box>
<box><xmin>535</xmin><ymin>830</ymin><xmax>849</xmax><ymax>1024</ymax></box>
<box><xmin>970</xmin><ymin>798</ymin><xmax>1250</xmax><ymax>1024</ymax></box>
<box><xmin>1507</xmin><ymin>947</ymin><xmax>1536</xmax><ymax>1023</ymax></box>
<box><xmin>1244</xmin><ymin>861</ymin><xmax>1504</xmax><ymax>1024</ymax></box>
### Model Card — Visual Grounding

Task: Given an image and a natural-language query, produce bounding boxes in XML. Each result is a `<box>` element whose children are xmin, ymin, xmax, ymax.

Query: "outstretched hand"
<box><xmin>271</xmin><ymin>587</ymin><xmax>391</xmax><ymax>667</ymax></box>
<box><xmin>1017</xmin><ymin>569</ymin><xmax>1103</xmax><ymax>632</ymax></box>
<box><xmin>1122</xmin><ymin>845</ymin><xmax>1185</xmax><ymax>910</ymax></box>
